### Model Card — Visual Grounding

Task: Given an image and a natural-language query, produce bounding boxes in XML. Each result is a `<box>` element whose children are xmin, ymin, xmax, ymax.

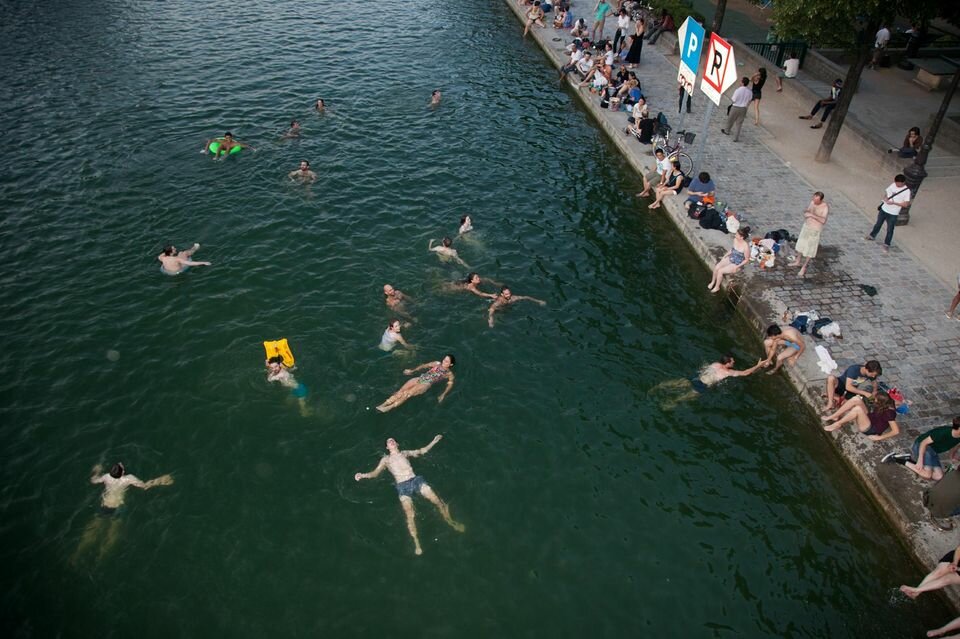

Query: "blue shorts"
<box><xmin>912</xmin><ymin>441</ymin><xmax>943</xmax><ymax>469</ymax></box>
<box><xmin>395</xmin><ymin>475</ymin><xmax>426</xmax><ymax>498</ymax></box>
<box><xmin>291</xmin><ymin>383</ymin><xmax>307</xmax><ymax>399</ymax></box>
<box><xmin>690</xmin><ymin>378</ymin><xmax>709</xmax><ymax>394</ymax></box>
<box><xmin>160</xmin><ymin>265</ymin><xmax>188</xmax><ymax>276</ymax></box>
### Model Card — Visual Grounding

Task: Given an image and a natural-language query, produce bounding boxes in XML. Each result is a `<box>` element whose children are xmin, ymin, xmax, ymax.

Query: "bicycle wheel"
<box><xmin>669</xmin><ymin>151</ymin><xmax>693</xmax><ymax>176</ymax></box>
<box><xmin>651</xmin><ymin>134</ymin><xmax>668</xmax><ymax>151</ymax></box>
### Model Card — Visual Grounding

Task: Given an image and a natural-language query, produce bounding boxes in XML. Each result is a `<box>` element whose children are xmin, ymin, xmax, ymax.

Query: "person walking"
<box><xmin>721</xmin><ymin>78</ymin><xmax>753</xmax><ymax>142</ymax></box>
<box><xmin>865</xmin><ymin>174</ymin><xmax>911</xmax><ymax>252</ymax></box>
<box><xmin>794</xmin><ymin>191</ymin><xmax>829</xmax><ymax>277</ymax></box>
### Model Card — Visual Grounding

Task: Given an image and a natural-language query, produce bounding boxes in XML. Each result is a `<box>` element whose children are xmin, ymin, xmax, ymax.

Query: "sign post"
<box><xmin>694</xmin><ymin>32</ymin><xmax>738</xmax><ymax>173</ymax></box>
<box><xmin>675</xmin><ymin>17</ymin><xmax>705</xmax><ymax>132</ymax></box>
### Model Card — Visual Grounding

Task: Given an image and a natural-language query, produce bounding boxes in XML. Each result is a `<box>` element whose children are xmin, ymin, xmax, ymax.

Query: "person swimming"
<box><xmin>458</xmin><ymin>215</ymin><xmax>473</xmax><ymax>235</ymax></box>
<box><xmin>288</xmin><ymin>159</ymin><xmax>317</xmax><ymax>183</ymax></box>
<box><xmin>487</xmin><ymin>286</ymin><xmax>546</xmax><ymax>327</ymax></box>
<box><xmin>266</xmin><ymin>355</ymin><xmax>310</xmax><ymax>416</ymax></box>
<box><xmin>282</xmin><ymin>119</ymin><xmax>301</xmax><ymax>139</ymax></box>
<box><xmin>204</xmin><ymin>131</ymin><xmax>254</xmax><ymax>158</ymax></box>
<box><xmin>158</xmin><ymin>243</ymin><xmax>211</xmax><ymax>275</ymax></box>
<box><xmin>430</xmin><ymin>90</ymin><xmax>442</xmax><ymax>106</ymax></box>
<box><xmin>651</xmin><ymin>354</ymin><xmax>769</xmax><ymax>409</ymax></box>
<box><xmin>379</xmin><ymin>319</ymin><xmax>411</xmax><ymax>351</ymax></box>
<box><xmin>376</xmin><ymin>355</ymin><xmax>456</xmax><ymax>413</ymax></box>
<box><xmin>450</xmin><ymin>272</ymin><xmax>497</xmax><ymax>299</ymax></box>
<box><xmin>429</xmin><ymin>237</ymin><xmax>469</xmax><ymax>268</ymax></box>
<box><xmin>315</xmin><ymin>98</ymin><xmax>326</xmax><ymax>113</ymax></box>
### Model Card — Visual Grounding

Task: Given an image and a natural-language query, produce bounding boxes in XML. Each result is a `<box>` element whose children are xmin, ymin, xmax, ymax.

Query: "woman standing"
<box><xmin>591</xmin><ymin>0</ymin><xmax>614</xmax><ymax>43</ymax></box>
<box><xmin>624</xmin><ymin>19</ymin><xmax>644</xmax><ymax>67</ymax></box>
<box><xmin>613</xmin><ymin>9</ymin><xmax>630</xmax><ymax>53</ymax></box>
<box><xmin>708</xmin><ymin>226</ymin><xmax>751</xmax><ymax>293</ymax></box>
<box><xmin>751</xmin><ymin>68</ymin><xmax>767</xmax><ymax>125</ymax></box>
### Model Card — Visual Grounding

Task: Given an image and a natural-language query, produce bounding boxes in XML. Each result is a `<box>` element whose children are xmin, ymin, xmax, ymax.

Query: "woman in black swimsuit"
<box><xmin>751</xmin><ymin>67</ymin><xmax>767</xmax><ymax>125</ymax></box>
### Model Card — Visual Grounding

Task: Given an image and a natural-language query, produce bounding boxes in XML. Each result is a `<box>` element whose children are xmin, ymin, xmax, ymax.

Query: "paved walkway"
<box><xmin>506</xmin><ymin>0</ymin><xmax>960</xmax><ymax>597</ymax></box>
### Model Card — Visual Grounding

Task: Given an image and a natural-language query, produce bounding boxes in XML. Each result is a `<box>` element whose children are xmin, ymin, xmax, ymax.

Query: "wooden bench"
<box><xmin>909</xmin><ymin>57</ymin><xmax>958</xmax><ymax>90</ymax></box>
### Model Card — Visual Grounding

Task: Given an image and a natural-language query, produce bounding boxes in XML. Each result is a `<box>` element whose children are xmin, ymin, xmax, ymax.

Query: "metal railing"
<box><xmin>744</xmin><ymin>41</ymin><xmax>808</xmax><ymax>69</ymax></box>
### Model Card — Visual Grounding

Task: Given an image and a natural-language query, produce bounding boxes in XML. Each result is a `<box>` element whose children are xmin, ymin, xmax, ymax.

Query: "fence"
<box><xmin>744</xmin><ymin>41</ymin><xmax>808</xmax><ymax>69</ymax></box>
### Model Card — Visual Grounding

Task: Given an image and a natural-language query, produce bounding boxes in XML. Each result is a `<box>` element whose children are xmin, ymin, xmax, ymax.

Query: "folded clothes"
<box><xmin>815</xmin><ymin>345</ymin><xmax>837</xmax><ymax>375</ymax></box>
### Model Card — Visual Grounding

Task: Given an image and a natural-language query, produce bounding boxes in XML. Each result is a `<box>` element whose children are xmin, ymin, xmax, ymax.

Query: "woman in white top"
<box><xmin>613</xmin><ymin>9</ymin><xmax>631</xmax><ymax>53</ymax></box>
<box><xmin>379</xmin><ymin>319</ymin><xmax>411</xmax><ymax>351</ymax></box>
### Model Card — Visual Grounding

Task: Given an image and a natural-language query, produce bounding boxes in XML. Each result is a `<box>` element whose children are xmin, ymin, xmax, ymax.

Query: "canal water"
<box><xmin>0</xmin><ymin>0</ymin><xmax>949</xmax><ymax>636</ymax></box>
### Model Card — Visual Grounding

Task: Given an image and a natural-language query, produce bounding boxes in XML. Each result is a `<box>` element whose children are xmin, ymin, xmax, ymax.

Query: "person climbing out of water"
<box><xmin>762</xmin><ymin>324</ymin><xmax>805</xmax><ymax>374</ymax></box>
<box><xmin>379</xmin><ymin>319</ymin><xmax>411</xmax><ymax>352</ymax></box>
<box><xmin>487</xmin><ymin>286</ymin><xmax>546</xmax><ymax>327</ymax></box>
<box><xmin>73</xmin><ymin>462</ymin><xmax>173</xmax><ymax>564</ymax></box>
<box><xmin>204</xmin><ymin>131</ymin><xmax>253</xmax><ymax>157</ymax></box>
<box><xmin>376</xmin><ymin>355</ymin><xmax>456</xmax><ymax>413</ymax></box>
<box><xmin>651</xmin><ymin>354</ymin><xmax>768</xmax><ymax>409</ymax></box>
<box><xmin>158</xmin><ymin>243</ymin><xmax>211</xmax><ymax>275</ymax></box>
<box><xmin>449</xmin><ymin>272</ymin><xmax>498</xmax><ymax>299</ymax></box>
<box><xmin>354</xmin><ymin>435</ymin><xmax>465</xmax><ymax>555</ymax></box>
<box><xmin>288</xmin><ymin>160</ymin><xmax>317</xmax><ymax>183</ymax></box>
<box><xmin>429</xmin><ymin>237</ymin><xmax>469</xmax><ymax>268</ymax></box>
<box><xmin>266</xmin><ymin>355</ymin><xmax>310</xmax><ymax>416</ymax></box>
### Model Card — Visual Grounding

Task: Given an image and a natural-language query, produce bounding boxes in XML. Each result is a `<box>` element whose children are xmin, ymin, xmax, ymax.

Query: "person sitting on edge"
<box><xmin>376</xmin><ymin>355</ymin><xmax>457</xmax><ymax>412</ymax></box>
<box><xmin>888</xmin><ymin>127</ymin><xmax>923</xmax><ymax>158</ymax></box>
<box><xmin>775</xmin><ymin>51</ymin><xmax>799</xmax><ymax>92</ymax></box>
<box><xmin>684</xmin><ymin>171</ymin><xmax>716</xmax><ymax>210</ymax></box>
<box><xmin>487</xmin><ymin>286</ymin><xmax>547</xmax><ymax>327</ymax></box>
<box><xmin>636</xmin><ymin>147</ymin><xmax>670</xmax><ymax>197</ymax></box>
<box><xmin>90</xmin><ymin>462</ymin><xmax>174</xmax><ymax>515</ymax></box>
<box><xmin>523</xmin><ymin>1</ymin><xmax>546</xmax><ymax>37</ymax></box>
<box><xmin>449</xmin><ymin>272</ymin><xmax>498</xmax><ymax>298</ymax></box>
<box><xmin>889</xmin><ymin>418</ymin><xmax>960</xmax><ymax>481</ymax></box>
<box><xmin>158</xmin><ymin>243</ymin><xmax>211</xmax><ymax>275</ymax></box>
<box><xmin>762</xmin><ymin>324</ymin><xmax>805</xmax><ymax>373</ymax></box>
<box><xmin>799</xmin><ymin>78</ymin><xmax>842</xmax><ymax>129</ymax></box>
<box><xmin>429</xmin><ymin>237</ymin><xmax>469</xmax><ymax>268</ymax></box>
<box><xmin>900</xmin><ymin>543</ymin><xmax>960</xmax><ymax>600</ymax></box>
<box><xmin>553</xmin><ymin>6</ymin><xmax>568</xmax><ymax>29</ymax></box>
<box><xmin>575</xmin><ymin>50</ymin><xmax>595</xmax><ymax>79</ymax></box>
<box><xmin>558</xmin><ymin>43</ymin><xmax>585</xmax><ymax>84</ymax></box>
<box><xmin>379</xmin><ymin>319</ymin><xmax>411</xmax><ymax>352</ymax></box>
<box><xmin>927</xmin><ymin>616</ymin><xmax>960</xmax><ymax>639</ymax></box>
<box><xmin>354</xmin><ymin>435</ymin><xmax>465</xmax><ymax>555</ymax></box>
<box><xmin>647</xmin><ymin>159</ymin><xmax>683</xmax><ymax>209</ymax></box>
<box><xmin>707</xmin><ymin>226</ymin><xmax>752</xmax><ymax>293</ymax></box>
<box><xmin>571</xmin><ymin>17</ymin><xmax>588</xmax><ymax>39</ymax></box>
<box><xmin>823</xmin><ymin>360</ymin><xmax>881</xmax><ymax>411</ymax></box>
<box><xmin>288</xmin><ymin>160</ymin><xmax>317</xmax><ymax>183</ymax></box>
<box><xmin>458</xmin><ymin>215</ymin><xmax>473</xmax><ymax>235</ymax></box>
<box><xmin>650</xmin><ymin>354</ymin><xmax>768</xmax><ymax>409</ymax></box>
<box><xmin>821</xmin><ymin>391</ymin><xmax>899</xmax><ymax>441</ymax></box>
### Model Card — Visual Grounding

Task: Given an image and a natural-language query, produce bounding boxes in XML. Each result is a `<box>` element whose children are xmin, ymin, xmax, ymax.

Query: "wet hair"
<box><xmin>268</xmin><ymin>355</ymin><xmax>285</xmax><ymax>365</ymax></box>
<box><xmin>737</xmin><ymin>225</ymin><xmax>752</xmax><ymax>239</ymax></box>
<box><xmin>442</xmin><ymin>237</ymin><xmax>453</xmax><ymax>247</ymax></box>
<box><xmin>109</xmin><ymin>463</ymin><xmax>125</xmax><ymax>479</ymax></box>
<box><xmin>460</xmin><ymin>215</ymin><xmax>469</xmax><ymax>225</ymax></box>
<box><xmin>464</xmin><ymin>272</ymin><xmax>479</xmax><ymax>284</ymax></box>
<box><xmin>699</xmin><ymin>171</ymin><xmax>710</xmax><ymax>183</ymax></box>
<box><xmin>443</xmin><ymin>353</ymin><xmax>456</xmax><ymax>366</ymax></box>
<box><xmin>865</xmin><ymin>360</ymin><xmax>882</xmax><ymax>375</ymax></box>
<box><xmin>162</xmin><ymin>246</ymin><xmax>175</xmax><ymax>256</ymax></box>
<box><xmin>432</xmin><ymin>90</ymin><xmax>441</xmax><ymax>97</ymax></box>
<box><xmin>894</xmin><ymin>173</ymin><xmax>906</xmax><ymax>183</ymax></box>
<box><xmin>500</xmin><ymin>286</ymin><xmax>511</xmax><ymax>294</ymax></box>
<box><xmin>290</xmin><ymin>120</ymin><xmax>299</xmax><ymax>127</ymax></box>
<box><xmin>720</xmin><ymin>353</ymin><xmax>735</xmax><ymax>365</ymax></box>
<box><xmin>301</xmin><ymin>160</ymin><xmax>310</xmax><ymax>168</ymax></box>
<box><xmin>766</xmin><ymin>324</ymin><xmax>782</xmax><ymax>336</ymax></box>
<box><xmin>741</xmin><ymin>77</ymin><xmax>750</xmax><ymax>86</ymax></box>
<box><xmin>833</xmin><ymin>78</ymin><xmax>843</xmax><ymax>85</ymax></box>
<box><xmin>224</xmin><ymin>131</ymin><xmax>233</xmax><ymax>137</ymax></box>
<box><xmin>388</xmin><ymin>318</ymin><xmax>401</xmax><ymax>329</ymax></box>
<box><xmin>316</xmin><ymin>98</ymin><xmax>325</xmax><ymax>108</ymax></box>
<box><xmin>814</xmin><ymin>191</ymin><xmax>825</xmax><ymax>200</ymax></box>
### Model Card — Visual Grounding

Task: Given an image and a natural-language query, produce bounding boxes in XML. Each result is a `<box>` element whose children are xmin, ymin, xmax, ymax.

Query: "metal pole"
<box><xmin>901</xmin><ymin>58</ymin><xmax>960</xmax><ymax>224</ymax></box>
<box><xmin>693</xmin><ymin>101</ymin><xmax>716</xmax><ymax>173</ymax></box>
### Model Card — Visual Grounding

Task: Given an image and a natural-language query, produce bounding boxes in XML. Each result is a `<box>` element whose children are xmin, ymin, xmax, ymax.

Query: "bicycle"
<box><xmin>651</xmin><ymin>124</ymin><xmax>695</xmax><ymax>175</ymax></box>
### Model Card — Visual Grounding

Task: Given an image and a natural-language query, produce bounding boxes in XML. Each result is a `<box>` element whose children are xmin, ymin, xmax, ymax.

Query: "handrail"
<box><xmin>743</xmin><ymin>41</ymin><xmax>808</xmax><ymax>69</ymax></box>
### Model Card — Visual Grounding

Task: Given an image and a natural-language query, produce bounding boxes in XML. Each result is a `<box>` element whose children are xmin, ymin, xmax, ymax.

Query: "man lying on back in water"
<box><xmin>158</xmin><ymin>243</ymin><xmax>211</xmax><ymax>275</ymax></box>
<box><xmin>354</xmin><ymin>435</ymin><xmax>465</xmax><ymax>555</ymax></box>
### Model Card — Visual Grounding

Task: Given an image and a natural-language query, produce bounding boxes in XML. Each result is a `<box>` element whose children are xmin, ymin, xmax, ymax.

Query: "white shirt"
<box><xmin>881</xmin><ymin>182</ymin><xmax>911</xmax><ymax>215</ymax></box>
<box><xmin>875</xmin><ymin>27</ymin><xmax>891</xmax><ymax>48</ymax></box>
<box><xmin>783</xmin><ymin>58</ymin><xmax>799</xmax><ymax>78</ymax></box>
<box><xmin>731</xmin><ymin>86</ymin><xmax>753</xmax><ymax>107</ymax></box>
<box><xmin>655</xmin><ymin>156</ymin><xmax>672</xmax><ymax>175</ymax></box>
<box><xmin>632</xmin><ymin>102</ymin><xmax>648</xmax><ymax>119</ymax></box>
<box><xmin>576</xmin><ymin>58</ymin><xmax>594</xmax><ymax>74</ymax></box>
<box><xmin>618</xmin><ymin>14</ymin><xmax>630</xmax><ymax>30</ymax></box>
<box><xmin>604</xmin><ymin>50</ymin><xmax>615</xmax><ymax>66</ymax></box>
<box><xmin>569</xmin><ymin>49</ymin><xmax>584</xmax><ymax>65</ymax></box>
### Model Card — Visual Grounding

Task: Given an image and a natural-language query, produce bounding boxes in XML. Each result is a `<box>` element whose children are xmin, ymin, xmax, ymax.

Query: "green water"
<box><xmin>0</xmin><ymin>0</ymin><xmax>949</xmax><ymax>636</ymax></box>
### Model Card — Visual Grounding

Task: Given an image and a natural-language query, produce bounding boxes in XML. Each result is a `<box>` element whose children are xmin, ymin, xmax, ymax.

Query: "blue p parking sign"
<box><xmin>678</xmin><ymin>17</ymin><xmax>705</xmax><ymax>78</ymax></box>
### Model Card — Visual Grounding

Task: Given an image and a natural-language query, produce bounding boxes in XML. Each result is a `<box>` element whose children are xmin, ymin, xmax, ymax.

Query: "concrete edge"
<box><xmin>502</xmin><ymin>1</ymin><xmax>959</xmax><ymax>611</ymax></box>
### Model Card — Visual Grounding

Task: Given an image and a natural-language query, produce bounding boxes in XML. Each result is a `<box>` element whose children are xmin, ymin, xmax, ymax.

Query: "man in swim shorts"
<box><xmin>354</xmin><ymin>435</ymin><xmax>465</xmax><ymax>555</ymax></box>
<box><xmin>487</xmin><ymin>286</ymin><xmax>546</xmax><ymax>327</ymax></box>
<box><xmin>205</xmin><ymin>131</ymin><xmax>253</xmax><ymax>157</ymax></box>
<box><xmin>762</xmin><ymin>324</ymin><xmax>805</xmax><ymax>374</ymax></box>
<box><xmin>652</xmin><ymin>354</ymin><xmax>767</xmax><ymax>409</ymax></box>
<box><xmin>429</xmin><ymin>237</ymin><xmax>469</xmax><ymax>268</ymax></box>
<box><xmin>158</xmin><ymin>243</ymin><xmax>211</xmax><ymax>275</ymax></box>
<box><xmin>288</xmin><ymin>160</ymin><xmax>317</xmax><ymax>183</ymax></box>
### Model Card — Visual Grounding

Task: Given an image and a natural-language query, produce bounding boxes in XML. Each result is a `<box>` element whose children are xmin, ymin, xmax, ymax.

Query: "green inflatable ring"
<box><xmin>208</xmin><ymin>140</ymin><xmax>243</xmax><ymax>156</ymax></box>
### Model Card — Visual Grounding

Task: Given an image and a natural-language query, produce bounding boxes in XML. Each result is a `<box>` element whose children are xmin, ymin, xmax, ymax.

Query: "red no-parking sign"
<box><xmin>699</xmin><ymin>32</ymin><xmax>737</xmax><ymax>106</ymax></box>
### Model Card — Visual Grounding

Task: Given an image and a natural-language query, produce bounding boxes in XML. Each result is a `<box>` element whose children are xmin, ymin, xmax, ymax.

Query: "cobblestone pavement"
<box><xmin>504</xmin><ymin>2</ymin><xmax>960</xmax><ymax>577</ymax></box>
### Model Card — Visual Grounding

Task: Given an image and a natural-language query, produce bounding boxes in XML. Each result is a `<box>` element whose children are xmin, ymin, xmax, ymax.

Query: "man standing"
<box><xmin>866</xmin><ymin>174</ymin><xmax>911</xmax><ymax>252</ymax></box>
<box><xmin>354</xmin><ymin>436</ymin><xmax>465</xmax><ymax>556</ymax></box>
<box><xmin>794</xmin><ymin>191</ymin><xmax>829</xmax><ymax>277</ymax></box>
<box><xmin>870</xmin><ymin>24</ymin><xmax>891</xmax><ymax>69</ymax></box>
<box><xmin>799</xmin><ymin>79</ymin><xmax>842</xmax><ymax>129</ymax></box>
<box><xmin>721</xmin><ymin>78</ymin><xmax>753</xmax><ymax>142</ymax></box>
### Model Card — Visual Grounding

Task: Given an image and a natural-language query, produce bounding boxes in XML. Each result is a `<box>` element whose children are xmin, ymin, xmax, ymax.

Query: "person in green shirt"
<box><xmin>904</xmin><ymin>418</ymin><xmax>960</xmax><ymax>481</ymax></box>
<box><xmin>591</xmin><ymin>1</ymin><xmax>613</xmax><ymax>43</ymax></box>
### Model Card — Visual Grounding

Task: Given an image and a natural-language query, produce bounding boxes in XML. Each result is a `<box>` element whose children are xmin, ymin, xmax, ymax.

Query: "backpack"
<box><xmin>698</xmin><ymin>208</ymin><xmax>726</xmax><ymax>231</ymax></box>
<box><xmin>688</xmin><ymin>202</ymin><xmax>706</xmax><ymax>219</ymax></box>
<box><xmin>680</xmin><ymin>172</ymin><xmax>692</xmax><ymax>189</ymax></box>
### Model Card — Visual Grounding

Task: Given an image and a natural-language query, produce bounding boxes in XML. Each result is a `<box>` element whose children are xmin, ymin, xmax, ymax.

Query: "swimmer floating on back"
<box><xmin>267</xmin><ymin>355</ymin><xmax>311</xmax><ymax>416</ymax></box>
<box><xmin>354</xmin><ymin>435</ymin><xmax>465</xmax><ymax>555</ymax></box>
<box><xmin>158</xmin><ymin>243</ymin><xmax>211</xmax><ymax>275</ymax></box>
<box><xmin>429</xmin><ymin>237</ymin><xmax>469</xmax><ymax>268</ymax></box>
<box><xmin>288</xmin><ymin>160</ymin><xmax>317</xmax><ymax>183</ymax></box>
<box><xmin>376</xmin><ymin>354</ymin><xmax>456</xmax><ymax>413</ymax></box>
<box><xmin>204</xmin><ymin>131</ymin><xmax>254</xmax><ymax>158</ymax></box>
<box><xmin>651</xmin><ymin>353</ymin><xmax>768</xmax><ymax>410</ymax></box>
<box><xmin>487</xmin><ymin>286</ymin><xmax>546</xmax><ymax>327</ymax></box>
<box><xmin>72</xmin><ymin>462</ymin><xmax>173</xmax><ymax>564</ymax></box>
